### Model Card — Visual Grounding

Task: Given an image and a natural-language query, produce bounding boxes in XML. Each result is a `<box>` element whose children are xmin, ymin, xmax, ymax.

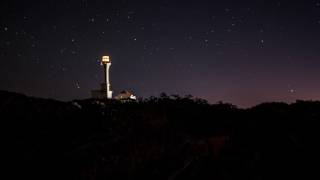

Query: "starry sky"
<box><xmin>1</xmin><ymin>0</ymin><xmax>320</xmax><ymax>107</ymax></box>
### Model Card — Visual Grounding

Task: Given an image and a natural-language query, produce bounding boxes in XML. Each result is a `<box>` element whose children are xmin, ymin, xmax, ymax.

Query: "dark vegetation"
<box><xmin>1</xmin><ymin>90</ymin><xmax>318</xmax><ymax>179</ymax></box>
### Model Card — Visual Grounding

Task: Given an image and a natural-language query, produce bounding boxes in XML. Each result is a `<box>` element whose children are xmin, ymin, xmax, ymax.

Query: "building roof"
<box><xmin>115</xmin><ymin>90</ymin><xmax>136</xmax><ymax>100</ymax></box>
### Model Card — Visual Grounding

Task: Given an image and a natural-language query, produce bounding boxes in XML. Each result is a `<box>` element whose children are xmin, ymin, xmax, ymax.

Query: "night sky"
<box><xmin>1</xmin><ymin>0</ymin><xmax>320</xmax><ymax>107</ymax></box>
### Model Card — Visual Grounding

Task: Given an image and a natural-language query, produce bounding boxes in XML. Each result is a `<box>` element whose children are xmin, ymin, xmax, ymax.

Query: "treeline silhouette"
<box><xmin>1</xmin><ymin>90</ymin><xmax>318</xmax><ymax>180</ymax></box>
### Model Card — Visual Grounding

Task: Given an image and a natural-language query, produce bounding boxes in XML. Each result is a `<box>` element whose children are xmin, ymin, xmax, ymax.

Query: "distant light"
<box><xmin>130</xmin><ymin>95</ymin><xmax>137</xmax><ymax>100</ymax></box>
<box><xmin>76</xmin><ymin>82</ymin><xmax>80</xmax><ymax>89</ymax></box>
<box><xmin>102</xmin><ymin>56</ymin><xmax>110</xmax><ymax>63</ymax></box>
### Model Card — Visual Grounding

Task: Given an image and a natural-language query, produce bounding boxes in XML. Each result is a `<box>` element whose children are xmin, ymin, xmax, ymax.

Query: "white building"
<box><xmin>115</xmin><ymin>90</ymin><xmax>137</xmax><ymax>101</ymax></box>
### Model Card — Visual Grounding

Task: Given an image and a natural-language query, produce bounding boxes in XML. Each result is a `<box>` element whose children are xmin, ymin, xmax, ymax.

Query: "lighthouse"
<box><xmin>91</xmin><ymin>55</ymin><xmax>113</xmax><ymax>99</ymax></box>
<box><xmin>101</xmin><ymin>56</ymin><xmax>113</xmax><ymax>99</ymax></box>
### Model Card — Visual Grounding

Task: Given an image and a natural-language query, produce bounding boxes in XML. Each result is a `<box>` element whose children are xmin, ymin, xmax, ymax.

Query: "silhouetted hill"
<box><xmin>1</xmin><ymin>90</ymin><xmax>318</xmax><ymax>180</ymax></box>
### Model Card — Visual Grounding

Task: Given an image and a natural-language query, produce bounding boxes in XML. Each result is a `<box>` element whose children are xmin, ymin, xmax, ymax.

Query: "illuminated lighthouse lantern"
<box><xmin>91</xmin><ymin>55</ymin><xmax>113</xmax><ymax>99</ymax></box>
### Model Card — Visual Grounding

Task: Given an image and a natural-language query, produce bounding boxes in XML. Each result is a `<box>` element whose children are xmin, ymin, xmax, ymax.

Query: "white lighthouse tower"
<box><xmin>91</xmin><ymin>55</ymin><xmax>113</xmax><ymax>99</ymax></box>
<box><xmin>101</xmin><ymin>56</ymin><xmax>113</xmax><ymax>99</ymax></box>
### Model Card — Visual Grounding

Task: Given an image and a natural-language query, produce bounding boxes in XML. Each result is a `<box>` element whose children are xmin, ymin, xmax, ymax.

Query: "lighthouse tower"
<box><xmin>91</xmin><ymin>55</ymin><xmax>113</xmax><ymax>99</ymax></box>
<box><xmin>101</xmin><ymin>56</ymin><xmax>113</xmax><ymax>99</ymax></box>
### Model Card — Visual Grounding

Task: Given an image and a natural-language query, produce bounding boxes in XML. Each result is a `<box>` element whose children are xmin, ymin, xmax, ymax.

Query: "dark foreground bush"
<box><xmin>1</xmin><ymin>91</ymin><xmax>318</xmax><ymax>180</ymax></box>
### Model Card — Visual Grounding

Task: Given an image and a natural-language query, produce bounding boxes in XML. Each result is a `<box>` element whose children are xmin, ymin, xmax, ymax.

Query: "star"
<box><xmin>60</xmin><ymin>48</ymin><xmax>67</xmax><ymax>54</ymax></box>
